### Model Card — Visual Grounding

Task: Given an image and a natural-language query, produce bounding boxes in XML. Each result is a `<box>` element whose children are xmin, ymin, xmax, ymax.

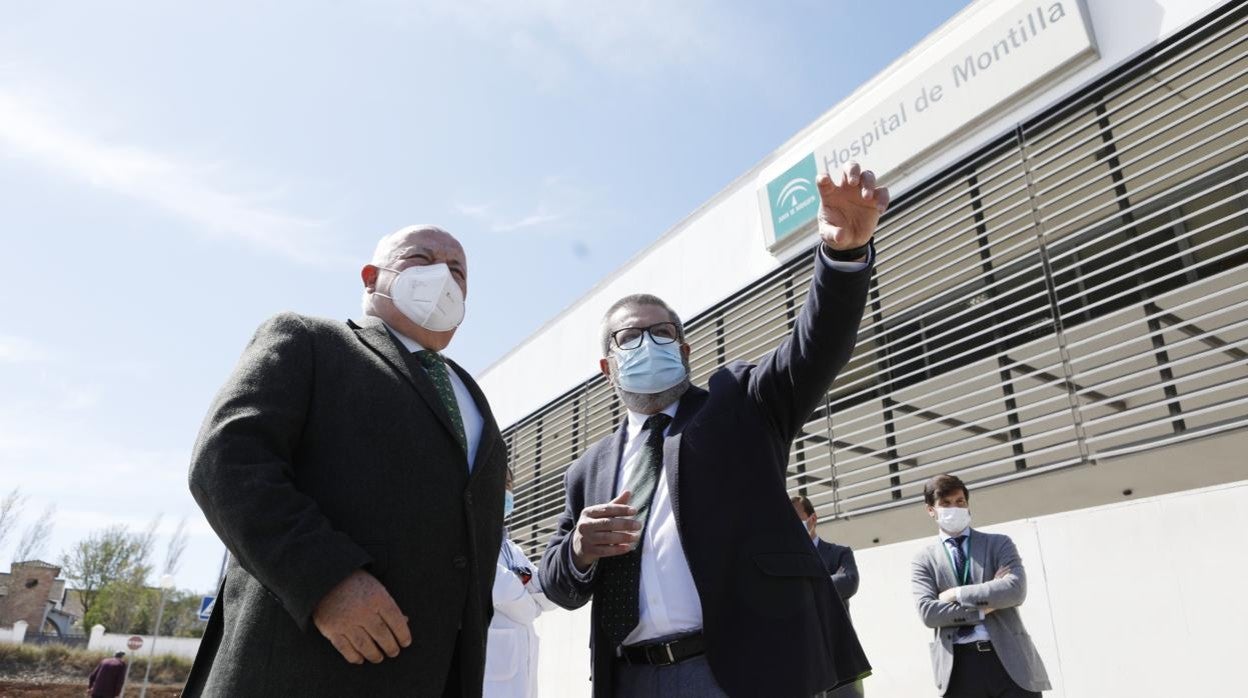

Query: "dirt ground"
<box><xmin>0</xmin><ymin>678</ymin><xmax>182</xmax><ymax>697</ymax></box>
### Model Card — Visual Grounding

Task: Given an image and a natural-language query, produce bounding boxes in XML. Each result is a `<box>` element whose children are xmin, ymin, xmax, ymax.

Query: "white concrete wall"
<box><xmin>0</xmin><ymin>620</ymin><xmax>28</xmax><ymax>645</ymax></box>
<box><xmin>88</xmin><ymin>624</ymin><xmax>201</xmax><ymax>660</ymax></box>
<box><xmin>480</xmin><ymin>0</ymin><xmax>1228</xmax><ymax>429</ymax></box>
<box><xmin>531</xmin><ymin>480</ymin><xmax>1248</xmax><ymax>697</ymax></box>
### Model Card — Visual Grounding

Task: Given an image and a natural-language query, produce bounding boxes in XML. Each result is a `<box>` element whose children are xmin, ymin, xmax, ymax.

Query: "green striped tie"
<box><xmin>416</xmin><ymin>350</ymin><xmax>468</xmax><ymax>454</ymax></box>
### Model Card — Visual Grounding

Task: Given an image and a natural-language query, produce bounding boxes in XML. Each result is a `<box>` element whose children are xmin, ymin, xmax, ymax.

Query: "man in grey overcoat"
<box><xmin>185</xmin><ymin>225</ymin><xmax>507</xmax><ymax>697</ymax></box>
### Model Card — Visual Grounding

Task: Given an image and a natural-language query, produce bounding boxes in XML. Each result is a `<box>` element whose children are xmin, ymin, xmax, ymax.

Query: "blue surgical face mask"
<box><xmin>503</xmin><ymin>490</ymin><xmax>515</xmax><ymax>519</ymax></box>
<box><xmin>613</xmin><ymin>338</ymin><xmax>687</xmax><ymax>394</ymax></box>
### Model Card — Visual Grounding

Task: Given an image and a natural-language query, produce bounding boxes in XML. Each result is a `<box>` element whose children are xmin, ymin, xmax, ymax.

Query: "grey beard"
<box><xmin>613</xmin><ymin>375</ymin><xmax>691</xmax><ymax>414</ymax></box>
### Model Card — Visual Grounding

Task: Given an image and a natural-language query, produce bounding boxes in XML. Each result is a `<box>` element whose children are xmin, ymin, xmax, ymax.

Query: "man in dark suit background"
<box><xmin>540</xmin><ymin>162</ymin><xmax>887</xmax><ymax>697</ymax></box>
<box><xmin>792</xmin><ymin>495</ymin><xmax>860</xmax><ymax>607</ymax></box>
<box><xmin>185</xmin><ymin>225</ymin><xmax>507</xmax><ymax>697</ymax></box>
<box><xmin>793</xmin><ymin>495</ymin><xmax>863</xmax><ymax>698</ymax></box>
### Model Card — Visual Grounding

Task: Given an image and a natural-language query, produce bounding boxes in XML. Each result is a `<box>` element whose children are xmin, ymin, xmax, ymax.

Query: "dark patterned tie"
<box><xmin>946</xmin><ymin>536</ymin><xmax>975</xmax><ymax>639</ymax></box>
<box><xmin>597</xmin><ymin>412</ymin><xmax>672</xmax><ymax>650</ymax></box>
<box><xmin>415</xmin><ymin>350</ymin><xmax>468</xmax><ymax>454</ymax></box>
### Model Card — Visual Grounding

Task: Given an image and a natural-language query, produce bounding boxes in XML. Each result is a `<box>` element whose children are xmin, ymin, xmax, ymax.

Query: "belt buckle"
<box><xmin>975</xmin><ymin>641</ymin><xmax>992</xmax><ymax>653</ymax></box>
<box><xmin>648</xmin><ymin>641</ymin><xmax>676</xmax><ymax>666</ymax></box>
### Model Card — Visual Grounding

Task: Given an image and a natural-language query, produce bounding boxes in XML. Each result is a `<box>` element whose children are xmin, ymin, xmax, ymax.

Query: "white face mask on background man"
<box><xmin>376</xmin><ymin>263</ymin><xmax>465</xmax><ymax>332</ymax></box>
<box><xmin>934</xmin><ymin>506</ymin><xmax>972</xmax><ymax>534</ymax></box>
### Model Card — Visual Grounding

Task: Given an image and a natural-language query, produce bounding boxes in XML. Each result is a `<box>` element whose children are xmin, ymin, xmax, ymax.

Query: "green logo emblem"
<box><xmin>766</xmin><ymin>153</ymin><xmax>819</xmax><ymax>242</ymax></box>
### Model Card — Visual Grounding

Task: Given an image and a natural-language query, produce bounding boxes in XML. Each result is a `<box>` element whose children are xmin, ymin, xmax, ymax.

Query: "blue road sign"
<box><xmin>198</xmin><ymin>595</ymin><xmax>216</xmax><ymax>622</ymax></box>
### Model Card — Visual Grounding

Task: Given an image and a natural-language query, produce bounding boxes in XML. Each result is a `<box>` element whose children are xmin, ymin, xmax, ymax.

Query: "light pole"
<box><xmin>139</xmin><ymin>574</ymin><xmax>175</xmax><ymax>698</ymax></box>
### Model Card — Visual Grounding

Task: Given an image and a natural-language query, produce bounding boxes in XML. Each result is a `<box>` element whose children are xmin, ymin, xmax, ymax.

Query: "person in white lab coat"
<box><xmin>485</xmin><ymin>474</ymin><xmax>558</xmax><ymax>698</ymax></box>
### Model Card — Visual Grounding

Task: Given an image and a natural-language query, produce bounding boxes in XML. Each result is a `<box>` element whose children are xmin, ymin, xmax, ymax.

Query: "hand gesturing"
<box><xmin>817</xmin><ymin>161</ymin><xmax>890</xmax><ymax>253</ymax></box>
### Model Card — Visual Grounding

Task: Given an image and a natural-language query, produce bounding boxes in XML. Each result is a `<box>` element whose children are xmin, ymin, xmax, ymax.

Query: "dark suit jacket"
<box><xmin>815</xmin><ymin>538</ymin><xmax>860</xmax><ymax>606</ymax></box>
<box><xmin>540</xmin><ymin>246</ymin><xmax>873</xmax><ymax>698</ymax></box>
<box><xmin>185</xmin><ymin>314</ymin><xmax>507</xmax><ymax>697</ymax></box>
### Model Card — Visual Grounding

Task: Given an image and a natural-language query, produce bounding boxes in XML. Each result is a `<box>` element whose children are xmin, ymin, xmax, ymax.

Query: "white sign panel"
<box><xmin>759</xmin><ymin>0</ymin><xmax>1098</xmax><ymax>247</ymax></box>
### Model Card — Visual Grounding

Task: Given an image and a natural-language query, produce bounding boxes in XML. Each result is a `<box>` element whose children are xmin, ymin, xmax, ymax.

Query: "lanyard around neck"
<box><xmin>943</xmin><ymin>533</ymin><xmax>972</xmax><ymax>585</ymax></box>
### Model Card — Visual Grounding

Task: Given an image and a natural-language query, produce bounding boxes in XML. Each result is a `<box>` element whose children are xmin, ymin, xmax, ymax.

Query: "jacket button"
<box><xmin>452</xmin><ymin>555</ymin><xmax>468</xmax><ymax>569</ymax></box>
<box><xmin>464</xmin><ymin>492</ymin><xmax>474</xmax><ymax>505</ymax></box>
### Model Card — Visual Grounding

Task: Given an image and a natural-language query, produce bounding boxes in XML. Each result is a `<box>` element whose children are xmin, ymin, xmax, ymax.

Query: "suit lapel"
<box><xmin>663</xmin><ymin>387</ymin><xmax>704</xmax><ymax>525</ymax></box>
<box><xmin>588</xmin><ymin>422</ymin><xmax>627</xmax><ymax>506</ymax></box>
<box><xmin>447</xmin><ymin>358</ymin><xmax>501</xmax><ymax>479</ymax></box>
<box><xmin>968</xmin><ymin>528</ymin><xmax>985</xmax><ymax>584</ymax></box>
<box><xmin>933</xmin><ymin>541</ymin><xmax>959</xmax><ymax>590</ymax></box>
<box><xmin>349</xmin><ymin>318</ymin><xmax>464</xmax><ymax>453</ymax></box>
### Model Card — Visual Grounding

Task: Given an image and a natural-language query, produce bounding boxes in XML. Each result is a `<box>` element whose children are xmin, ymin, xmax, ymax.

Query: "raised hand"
<box><xmin>313</xmin><ymin>570</ymin><xmax>412</xmax><ymax>664</ymax></box>
<box><xmin>816</xmin><ymin>161</ymin><xmax>890</xmax><ymax>253</ymax></box>
<box><xmin>571</xmin><ymin>490</ymin><xmax>642</xmax><ymax>572</ymax></box>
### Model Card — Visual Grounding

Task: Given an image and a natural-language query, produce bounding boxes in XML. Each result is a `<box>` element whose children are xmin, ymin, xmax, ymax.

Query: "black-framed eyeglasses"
<box><xmin>611</xmin><ymin>322</ymin><xmax>680</xmax><ymax>350</ymax></box>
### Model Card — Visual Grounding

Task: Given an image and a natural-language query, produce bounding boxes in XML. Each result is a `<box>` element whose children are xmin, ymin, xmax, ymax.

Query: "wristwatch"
<box><xmin>823</xmin><ymin>239</ymin><xmax>872</xmax><ymax>262</ymax></box>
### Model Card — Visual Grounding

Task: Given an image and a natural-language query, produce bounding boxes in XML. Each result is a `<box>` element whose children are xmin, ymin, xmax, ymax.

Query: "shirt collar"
<box><xmin>625</xmin><ymin>400</ymin><xmax>679</xmax><ymax>432</ymax></box>
<box><xmin>939</xmin><ymin>527</ymin><xmax>970</xmax><ymax>542</ymax></box>
<box><xmin>381</xmin><ymin>321</ymin><xmax>427</xmax><ymax>354</ymax></box>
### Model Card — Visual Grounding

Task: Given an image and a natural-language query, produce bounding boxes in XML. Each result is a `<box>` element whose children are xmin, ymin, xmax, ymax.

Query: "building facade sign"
<box><xmin>760</xmin><ymin>0</ymin><xmax>1098</xmax><ymax>247</ymax></box>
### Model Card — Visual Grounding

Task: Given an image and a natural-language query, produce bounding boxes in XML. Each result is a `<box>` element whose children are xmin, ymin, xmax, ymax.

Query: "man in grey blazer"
<box><xmin>184</xmin><ymin>225</ymin><xmax>508</xmax><ymax>697</ymax></box>
<box><xmin>910</xmin><ymin>474</ymin><xmax>1050</xmax><ymax>697</ymax></box>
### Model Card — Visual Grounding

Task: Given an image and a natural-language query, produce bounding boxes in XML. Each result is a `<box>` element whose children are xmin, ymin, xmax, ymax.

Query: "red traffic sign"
<box><xmin>126</xmin><ymin>636</ymin><xmax>143</xmax><ymax>651</ymax></box>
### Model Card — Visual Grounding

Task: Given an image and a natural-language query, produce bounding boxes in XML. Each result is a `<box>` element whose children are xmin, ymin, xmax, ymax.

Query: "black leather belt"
<box><xmin>954</xmin><ymin>640</ymin><xmax>994</xmax><ymax>653</ymax></box>
<box><xmin>618</xmin><ymin>633</ymin><xmax>705</xmax><ymax>666</ymax></box>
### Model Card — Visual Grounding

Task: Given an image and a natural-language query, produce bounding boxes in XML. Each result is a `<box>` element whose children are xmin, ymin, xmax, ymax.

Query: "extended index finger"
<box><xmin>585</xmin><ymin>503</ymin><xmax>636</xmax><ymax>519</ymax></box>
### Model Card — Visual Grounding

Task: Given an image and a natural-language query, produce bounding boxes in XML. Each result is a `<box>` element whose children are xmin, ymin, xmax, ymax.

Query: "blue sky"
<box><xmin>0</xmin><ymin>0</ymin><xmax>970</xmax><ymax>596</ymax></box>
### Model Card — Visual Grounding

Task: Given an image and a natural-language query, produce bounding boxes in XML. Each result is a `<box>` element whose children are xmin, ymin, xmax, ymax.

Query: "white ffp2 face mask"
<box><xmin>935</xmin><ymin>506</ymin><xmax>971</xmax><ymax>534</ymax></box>
<box><xmin>376</xmin><ymin>263</ymin><xmax>465</xmax><ymax>332</ymax></box>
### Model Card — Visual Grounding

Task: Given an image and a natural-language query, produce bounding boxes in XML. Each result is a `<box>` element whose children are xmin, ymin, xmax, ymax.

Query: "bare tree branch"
<box><xmin>138</xmin><ymin>514</ymin><xmax>161</xmax><ymax>569</ymax></box>
<box><xmin>163</xmin><ymin>516</ymin><xmax>189</xmax><ymax>577</ymax></box>
<box><xmin>0</xmin><ymin>487</ymin><xmax>25</xmax><ymax>556</ymax></box>
<box><xmin>14</xmin><ymin>503</ymin><xmax>56</xmax><ymax>563</ymax></box>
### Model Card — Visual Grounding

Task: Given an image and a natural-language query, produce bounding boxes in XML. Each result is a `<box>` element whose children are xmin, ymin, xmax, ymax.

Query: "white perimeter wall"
<box><xmin>0</xmin><ymin>620</ymin><xmax>27</xmax><ymax>645</ymax></box>
<box><xmin>532</xmin><ymin>480</ymin><xmax>1248</xmax><ymax>697</ymax></box>
<box><xmin>480</xmin><ymin>0</ymin><xmax>1229</xmax><ymax>429</ymax></box>
<box><xmin>87</xmin><ymin>625</ymin><xmax>202</xmax><ymax>660</ymax></box>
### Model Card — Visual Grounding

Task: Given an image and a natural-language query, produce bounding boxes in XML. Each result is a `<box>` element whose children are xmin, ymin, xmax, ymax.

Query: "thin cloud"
<box><xmin>455</xmin><ymin>200</ymin><xmax>565</xmax><ymax>234</ymax></box>
<box><xmin>0</xmin><ymin>89</ymin><xmax>346</xmax><ymax>267</ymax></box>
<box><xmin>492</xmin><ymin>210</ymin><xmax>563</xmax><ymax>233</ymax></box>
<box><xmin>0</xmin><ymin>336</ymin><xmax>47</xmax><ymax>363</ymax></box>
<box><xmin>454</xmin><ymin>202</ymin><xmax>493</xmax><ymax>218</ymax></box>
<box><xmin>415</xmin><ymin>0</ymin><xmax>745</xmax><ymax>83</ymax></box>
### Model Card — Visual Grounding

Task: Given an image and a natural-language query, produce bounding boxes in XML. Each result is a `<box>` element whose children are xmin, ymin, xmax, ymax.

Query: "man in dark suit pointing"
<box><xmin>541</xmin><ymin>162</ymin><xmax>887</xmax><ymax>697</ymax></box>
<box><xmin>185</xmin><ymin>225</ymin><xmax>508</xmax><ymax>697</ymax></box>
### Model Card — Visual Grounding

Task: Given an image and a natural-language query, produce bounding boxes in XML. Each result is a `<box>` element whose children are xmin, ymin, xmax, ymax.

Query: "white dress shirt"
<box><xmin>384</xmin><ymin>323</ymin><xmax>485</xmax><ymax>470</ymax></box>
<box><xmin>615</xmin><ymin>402</ymin><xmax>701</xmax><ymax>645</ymax></box>
<box><xmin>939</xmin><ymin>528</ymin><xmax>990</xmax><ymax>644</ymax></box>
